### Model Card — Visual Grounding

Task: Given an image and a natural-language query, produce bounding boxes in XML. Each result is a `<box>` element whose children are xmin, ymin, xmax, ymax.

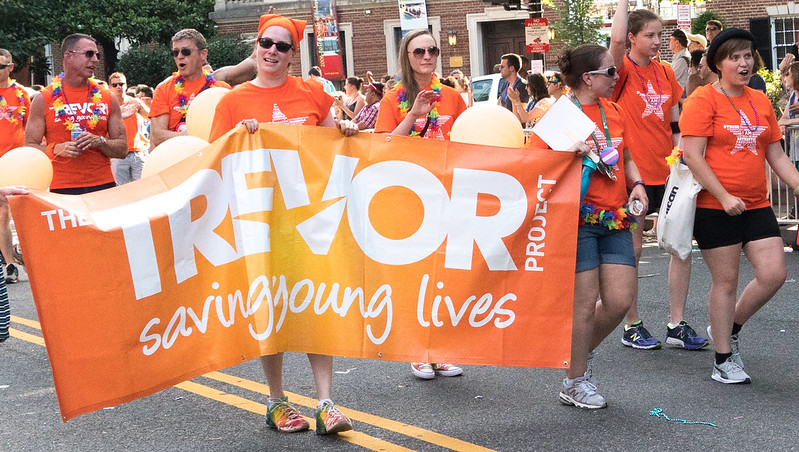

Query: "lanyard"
<box><xmin>570</xmin><ymin>95</ymin><xmax>612</xmax><ymax>153</ymax></box>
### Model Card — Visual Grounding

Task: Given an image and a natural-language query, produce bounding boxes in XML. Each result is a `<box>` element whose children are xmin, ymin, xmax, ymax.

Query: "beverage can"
<box><xmin>629</xmin><ymin>199</ymin><xmax>644</xmax><ymax>216</ymax></box>
<box><xmin>70</xmin><ymin>125</ymin><xmax>84</xmax><ymax>141</ymax></box>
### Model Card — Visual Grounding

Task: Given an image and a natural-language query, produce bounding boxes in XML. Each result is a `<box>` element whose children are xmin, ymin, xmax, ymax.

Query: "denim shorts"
<box><xmin>575</xmin><ymin>224</ymin><xmax>636</xmax><ymax>273</ymax></box>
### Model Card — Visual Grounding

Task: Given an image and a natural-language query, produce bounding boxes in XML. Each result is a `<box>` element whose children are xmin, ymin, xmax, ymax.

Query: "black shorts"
<box><xmin>645</xmin><ymin>184</ymin><xmax>665</xmax><ymax>215</ymax></box>
<box><xmin>693</xmin><ymin>206</ymin><xmax>781</xmax><ymax>250</ymax></box>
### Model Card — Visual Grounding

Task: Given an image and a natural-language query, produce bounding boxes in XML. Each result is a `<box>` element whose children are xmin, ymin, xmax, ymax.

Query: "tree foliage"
<box><xmin>544</xmin><ymin>0</ymin><xmax>604</xmax><ymax>48</ymax></box>
<box><xmin>0</xmin><ymin>0</ymin><xmax>216</xmax><ymax>75</ymax></box>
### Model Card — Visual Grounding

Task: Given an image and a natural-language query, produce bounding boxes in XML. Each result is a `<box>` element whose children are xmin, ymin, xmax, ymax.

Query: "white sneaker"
<box><xmin>707</xmin><ymin>326</ymin><xmax>743</xmax><ymax>368</ymax></box>
<box><xmin>410</xmin><ymin>362</ymin><xmax>435</xmax><ymax>379</ymax></box>
<box><xmin>712</xmin><ymin>358</ymin><xmax>751</xmax><ymax>384</ymax></box>
<box><xmin>558</xmin><ymin>376</ymin><xmax>607</xmax><ymax>409</ymax></box>
<box><xmin>431</xmin><ymin>363</ymin><xmax>463</xmax><ymax>377</ymax></box>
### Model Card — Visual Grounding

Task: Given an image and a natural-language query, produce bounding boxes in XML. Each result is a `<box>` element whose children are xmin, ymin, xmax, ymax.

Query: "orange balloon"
<box><xmin>450</xmin><ymin>104</ymin><xmax>525</xmax><ymax>148</ymax></box>
<box><xmin>0</xmin><ymin>146</ymin><xmax>53</xmax><ymax>190</ymax></box>
<box><xmin>186</xmin><ymin>86</ymin><xmax>231</xmax><ymax>142</ymax></box>
<box><xmin>141</xmin><ymin>136</ymin><xmax>209</xmax><ymax>179</ymax></box>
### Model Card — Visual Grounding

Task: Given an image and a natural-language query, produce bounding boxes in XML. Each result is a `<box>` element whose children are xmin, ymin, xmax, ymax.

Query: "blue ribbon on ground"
<box><xmin>649</xmin><ymin>408</ymin><xmax>717</xmax><ymax>427</ymax></box>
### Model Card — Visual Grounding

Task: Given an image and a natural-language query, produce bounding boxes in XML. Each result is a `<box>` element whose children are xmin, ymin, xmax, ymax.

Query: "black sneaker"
<box><xmin>665</xmin><ymin>321</ymin><xmax>709</xmax><ymax>350</ymax></box>
<box><xmin>4</xmin><ymin>264</ymin><xmax>18</xmax><ymax>284</ymax></box>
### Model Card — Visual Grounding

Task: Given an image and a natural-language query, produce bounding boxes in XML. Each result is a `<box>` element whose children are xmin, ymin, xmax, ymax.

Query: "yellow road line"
<box><xmin>9</xmin><ymin>328</ymin><xmax>45</xmax><ymax>346</ymax></box>
<box><xmin>204</xmin><ymin>371</ymin><xmax>496</xmax><ymax>452</ymax></box>
<box><xmin>173</xmin><ymin>381</ymin><xmax>414</xmax><ymax>451</ymax></box>
<box><xmin>9</xmin><ymin>315</ymin><xmax>493</xmax><ymax>451</ymax></box>
<box><xmin>11</xmin><ymin>315</ymin><xmax>41</xmax><ymax>329</ymax></box>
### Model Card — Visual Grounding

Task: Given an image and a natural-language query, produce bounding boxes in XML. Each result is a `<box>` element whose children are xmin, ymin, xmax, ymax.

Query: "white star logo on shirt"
<box><xmin>272</xmin><ymin>103</ymin><xmax>309</xmax><ymax>125</ymax></box>
<box><xmin>636</xmin><ymin>81</ymin><xmax>669</xmax><ymax>121</ymax></box>
<box><xmin>0</xmin><ymin>104</ymin><xmax>18</xmax><ymax>122</ymax></box>
<box><xmin>413</xmin><ymin>115</ymin><xmax>452</xmax><ymax>139</ymax></box>
<box><xmin>723</xmin><ymin>114</ymin><xmax>767</xmax><ymax>155</ymax></box>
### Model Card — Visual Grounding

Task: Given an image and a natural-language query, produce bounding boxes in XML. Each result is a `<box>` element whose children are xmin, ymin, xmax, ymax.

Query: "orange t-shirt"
<box><xmin>121</xmin><ymin>95</ymin><xmax>147</xmax><ymax>153</ymax></box>
<box><xmin>374</xmin><ymin>84</ymin><xmax>467</xmax><ymax>140</ymax></box>
<box><xmin>149</xmin><ymin>73</ymin><xmax>231</xmax><ymax>131</ymax></box>
<box><xmin>528</xmin><ymin>98</ymin><xmax>631</xmax><ymax>211</ymax></box>
<box><xmin>42</xmin><ymin>81</ymin><xmax>115</xmax><ymax>190</ymax></box>
<box><xmin>612</xmin><ymin>55</ymin><xmax>683</xmax><ymax>185</ymax></box>
<box><xmin>680</xmin><ymin>85</ymin><xmax>781</xmax><ymax>210</ymax></box>
<box><xmin>0</xmin><ymin>83</ymin><xmax>31</xmax><ymax>156</ymax></box>
<box><xmin>209</xmin><ymin>77</ymin><xmax>335</xmax><ymax>142</ymax></box>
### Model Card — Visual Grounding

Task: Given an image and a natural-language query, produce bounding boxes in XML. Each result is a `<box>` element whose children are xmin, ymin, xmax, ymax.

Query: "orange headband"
<box><xmin>258</xmin><ymin>14</ymin><xmax>306</xmax><ymax>47</ymax></box>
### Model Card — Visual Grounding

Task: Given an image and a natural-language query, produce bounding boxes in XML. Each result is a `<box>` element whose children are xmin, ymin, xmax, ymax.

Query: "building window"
<box><xmin>773</xmin><ymin>16</ymin><xmax>799</xmax><ymax>62</ymax></box>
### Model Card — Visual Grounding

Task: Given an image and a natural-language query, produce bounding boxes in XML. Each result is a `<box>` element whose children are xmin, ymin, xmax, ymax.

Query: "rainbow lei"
<box><xmin>665</xmin><ymin>146</ymin><xmax>683</xmax><ymax>166</ymax></box>
<box><xmin>51</xmin><ymin>72</ymin><xmax>103</xmax><ymax>131</ymax></box>
<box><xmin>0</xmin><ymin>80</ymin><xmax>27</xmax><ymax>125</ymax></box>
<box><xmin>396</xmin><ymin>74</ymin><xmax>441</xmax><ymax>137</ymax></box>
<box><xmin>174</xmin><ymin>69</ymin><xmax>216</xmax><ymax>116</ymax></box>
<box><xmin>580</xmin><ymin>203</ymin><xmax>639</xmax><ymax>231</ymax></box>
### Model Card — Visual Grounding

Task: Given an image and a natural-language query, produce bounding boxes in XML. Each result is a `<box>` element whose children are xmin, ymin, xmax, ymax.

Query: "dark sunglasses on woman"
<box><xmin>258</xmin><ymin>38</ymin><xmax>294</xmax><ymax>53</ymax></box>
<box><xmin>410</xmin><ymin>46</ymin><xmax>440</xmax><ymax>59</ymax></box>
<box><xmin>587</xmin><ymin>66</ymin><xmax>617</xmax><ymax>77</ymax></box>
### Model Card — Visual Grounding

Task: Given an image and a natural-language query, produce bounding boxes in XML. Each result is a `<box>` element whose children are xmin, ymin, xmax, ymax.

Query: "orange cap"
<box><xmin>258</xmin><ymin>14</ymin><xmax>307</xmax><ymax>46</ymax></box>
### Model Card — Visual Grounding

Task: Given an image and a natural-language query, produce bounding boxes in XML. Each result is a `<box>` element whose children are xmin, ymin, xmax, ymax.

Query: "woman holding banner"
<box><xmin>209</xmin><ymin>14</ymin><xmax>357</xmax><ymax>436</ymax></box>
<box><xmin>374</xmin><ymin>29</ymin><xmax>467</xmax><ymax>380</ymax></box>
<box><xmin>528</xmin><ymin>44</ymin><xmax>647</xmax><ymax>408</ymax></box>
<box><xmin>681</xmin><ymin>29</ymin><xmax>799</xmax><ymax>384</ymax></box>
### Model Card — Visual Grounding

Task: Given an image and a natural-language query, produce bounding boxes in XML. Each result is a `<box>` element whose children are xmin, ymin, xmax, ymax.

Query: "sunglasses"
<box><xmin>171</xmin><ymin>48</ymin><xmax>193</xmax><ymax>58</ymax></box>
<box><xmin>0</xmin><ymin>63</ymin><xmax>10</xmax><ymax>70</ymax></box>
<box><xmin>258</xmin><ymin>38</ymin><xmax>294</xmax><ymax>53</ymax></box>
<box><xmin>706</xmin><ymin>27</ymin><xmax>718</xmax><ymax>31</ymax></box>
<box><xmin>587</xmin><ymin>66</ymin><xmax>617</xmax><ymax>77</ymax></box>
<box><xmin>410</xmin><ymin>46</ymin><xmax>440</xmax><ymax>59</ymax></box>
<box><xmin>110</xmin><ymin>82</ymin><xmax>125</xmax><ymax>88</ymax></box>
<box><xmin>68</xmin><ymin>50</ymin><xmax>101</xmax><ymax>59</ymax></box>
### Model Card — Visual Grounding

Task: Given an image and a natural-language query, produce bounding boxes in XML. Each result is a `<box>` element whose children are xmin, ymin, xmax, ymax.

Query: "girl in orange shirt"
<box><xmin>682</xmin><ymin>29</ymin><xmax>799</xmax><ymax>384</ymax></box>
<box><xmin>374</xmin><ymin>29</ymin><xmax>466</xmax><ymax>379</ymax></box>
<box><xmin>609</xmin><ymin>0</ymin><xmax>706</xmax><ymax>352</ymax></box>
<box><xmin>209</xmin><ymin>13</ymin><xmax>357</xmax><ymax>436</ymax></box>
<box><xmin>528</xmin><ymin>44</ymin><xmax>647</xmax><ymax>409</ymax></box>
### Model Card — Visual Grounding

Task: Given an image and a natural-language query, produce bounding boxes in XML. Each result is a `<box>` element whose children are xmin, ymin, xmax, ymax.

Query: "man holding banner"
<box><xmin>149</xmin><ymin>29</ymin><xmax>230</xmax><ymax>148</ymax></box>
<box><xmin>25</xmin><ymin>34</ymin><xmax>127</xmax><ymax>195</ymax></box>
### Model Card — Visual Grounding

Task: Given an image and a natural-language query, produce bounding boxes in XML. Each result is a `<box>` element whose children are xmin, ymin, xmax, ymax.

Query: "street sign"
<box><xmin>525</xmin><ymin>18</ymin><xmax>549</xmax><ymax>53</ymax></box>
<box><xmin>677</xmin><ymin>4</ymin><xmax>691</xmax><ymax>30</ymax></box>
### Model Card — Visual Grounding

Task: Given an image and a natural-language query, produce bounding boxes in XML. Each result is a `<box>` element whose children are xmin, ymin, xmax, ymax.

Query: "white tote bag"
<box><xmin>656</xmin><ymin>162</ymin><xmax>702</xmax><ymax>260</ymax></box>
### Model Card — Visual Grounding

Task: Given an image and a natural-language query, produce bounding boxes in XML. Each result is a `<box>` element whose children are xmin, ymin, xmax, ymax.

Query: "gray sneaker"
<box><xmin>707</xmin><ymin>325</ymin><xmax>743</xmax><ymax>368</ymax></box>
<box><xmin>558</xmin><ymin>376</ymin><xmax>607</xmax><ymax>409</ymax></box>
<box><xmin>712</xmin><ymin>357</ymin><xmax>751</xmax><ymax>384</ymax></box>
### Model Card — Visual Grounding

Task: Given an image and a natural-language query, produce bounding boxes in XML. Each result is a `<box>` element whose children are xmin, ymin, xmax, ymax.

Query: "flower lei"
<box><xmin>396</xmin><ymin>74</ymin><xmax>441</xmax><ymax>137</ymax></box>
<box><xmin>174</xmin><ymin>69</ymin><xmax>216</xmax><ymax>117</ymax></box>
<box><xmin>580</xmin><ymin>203</ymin><xmax>639</xmax><ymax>231</ymax></box>
<box><xmin>0</xmin><ymin>80</ymin><xmax>26</xmax><ymax>124</ymax></box>
<box><xmin>51</xmin><ymin>72</ymin><xmax>103</xmax><ymax>131</ymax></box>
<box><xmin>665</xmin><ymin>146</ymin><xmax>683</xmax><ymax>166</ymax></box>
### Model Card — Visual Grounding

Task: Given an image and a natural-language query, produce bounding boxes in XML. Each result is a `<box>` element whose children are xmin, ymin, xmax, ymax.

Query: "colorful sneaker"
<box><xmin>411</xmin><ymin>362</ymin><xmax>435</xmax><ymax>379</ymax></box>
<box><xmin>666</xmin><ymin>321</ymin><xmax>709</xmax><ymax>350</ymax></box>
<box><xmin>621</xmin><ymin>321</ymin><xmax>661</xmax><ymax>350</ymax></box>
<box><xmin>558</xmin><ymin>376</ymin><xmax>607</xmax><ymax>409</ymax></box>
<box><xmin>4</xmin><ymin>264</ymin><xmax>18</xmax><ymax>284</ymax></box>
<box><xmin>315</xmin><ymin>399</ymin><xmax>353</xmax><ymax>435</ymax></box>
<box><xmin>707</xmin><ymin>326</ymin><xmax>743</xmax><ymax>368</ymax></box>
<box><xmin>432</xmin><ymin>363</ymin><xmax>463</xmax><ymax>377</ymax></box>
<box><xmin>712</xmin><ymin>357</ymin><xmax>751</xmax><ymax>384</ymax></box>
<box><xmin>266</xmin><ymin>396</ymin><xmax>309</xmax><ymax>433</ymax></box>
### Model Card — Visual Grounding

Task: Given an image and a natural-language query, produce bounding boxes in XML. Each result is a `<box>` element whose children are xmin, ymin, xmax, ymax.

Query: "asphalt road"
<box><xmin>2</xmin><ymin>238</ymin><xmax>799</xmax><ymax>451</ymax></box>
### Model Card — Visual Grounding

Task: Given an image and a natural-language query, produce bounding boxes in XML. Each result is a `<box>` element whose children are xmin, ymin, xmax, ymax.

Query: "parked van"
<box><xmin>471</xmin><ymin>73</ymin><xmax>502</xmax><ymax>105</ymax></box>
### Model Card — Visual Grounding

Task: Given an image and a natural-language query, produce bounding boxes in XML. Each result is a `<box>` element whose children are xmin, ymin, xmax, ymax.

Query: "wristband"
<box><xmin>670</xmin><ymin>121</ymin><xmax>680</xmax><ymax>134</ymax></box>
<box><xmin>630</xmin><ymin>180</ymin><xmax>645</xmax><ymax>190</ymax></box>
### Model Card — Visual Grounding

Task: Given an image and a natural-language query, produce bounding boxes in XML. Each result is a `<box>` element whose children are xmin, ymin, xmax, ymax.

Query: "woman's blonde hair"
<box><xmin>398</xmin><ymin>29</ymin><xmax>437</xmax><ymax>111</ymax></box>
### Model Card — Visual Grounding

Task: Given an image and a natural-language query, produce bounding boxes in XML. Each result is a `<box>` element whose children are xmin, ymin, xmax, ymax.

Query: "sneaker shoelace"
<box><xmin>271</xmin><ymin>400</ymin><xmax>303</xmax><ymax>424</ymax></box>
<box><xmin>319</xmin><ymin>402</ymin><xmax>347</xmax><ymax>426</ymax></box>
<box><xmin>574</xmin><ymin>377</ymin><xmax>599</xmax><ymax>396</ymax></box>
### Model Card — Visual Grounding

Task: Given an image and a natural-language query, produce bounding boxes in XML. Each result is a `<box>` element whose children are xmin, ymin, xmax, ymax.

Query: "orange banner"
<box><xmin>11</xmin><ymin>124</ymin><xmax>581</xmax><ymax>421</ymax></box>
